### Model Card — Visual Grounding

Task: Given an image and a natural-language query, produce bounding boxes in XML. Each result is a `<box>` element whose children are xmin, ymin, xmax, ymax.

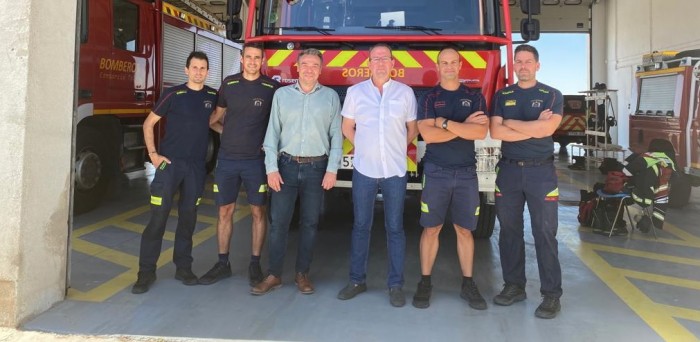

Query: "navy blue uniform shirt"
<box><xmin>153</xmin><ymin>83</ymin><xmax>218</xmax><ymax>162</ymax></box>
<box><xmin>419</xmin><ymin>84</ymin><xmax>487</xmax><ymax>168</ymax></box>
<box><xmin>491</xmin><ymin>82</ymin><xmax>563</xmax><ymax>160</ymax></box>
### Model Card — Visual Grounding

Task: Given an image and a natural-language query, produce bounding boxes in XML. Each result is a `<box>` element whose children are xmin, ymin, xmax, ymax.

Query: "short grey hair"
<box><xmin>297</xmin><ymin>48</ymin><xmax>323</xmax><ymax>64</ymax></box>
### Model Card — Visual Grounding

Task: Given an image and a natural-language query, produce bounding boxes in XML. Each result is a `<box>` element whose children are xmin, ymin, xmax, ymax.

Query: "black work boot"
<box><xmin>131</xmin><ymin>271</ymin><xmax>156</xmax><ymax>294</ymax></box>
<box><xmin>412</xmin><ymin>280</ymin><xmax>432</xmax><ymax>309</ymax></box>
<box><xmin>199</xmin><ymin>261</ymin><xmax>232</xmax><ymax>285</ymax></box>
<box><xmin>535</xmin><ymin>295</ymin><xmax>561</xmax><ymax>319</ymax></box>
<box><xmin>493</xmin><ymin>283</ymin><xmax>526</xmax><ymax>306</ymax></box>
<box><xmin>175</xmin><ymin>268</ymin><xmax>199</xmax><ymax>286</ymax></box>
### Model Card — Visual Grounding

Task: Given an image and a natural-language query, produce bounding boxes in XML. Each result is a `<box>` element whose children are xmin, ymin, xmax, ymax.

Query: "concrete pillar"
<box><xmin>0</xmin><ymin>0</ymin><xmax>77</xmax><ymax>327</ymax></box>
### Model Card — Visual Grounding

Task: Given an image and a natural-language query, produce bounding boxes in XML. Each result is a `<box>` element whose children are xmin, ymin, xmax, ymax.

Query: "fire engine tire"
<box><xmin>669</xmin><ymin>172</ymin><xmax>692</xmax><ymax>208</ymax></box>
<box><xmin>205</xmin><ymin>129</ymin><xmax>220</xmax><ymax>174</ymax></box>
<box><xmin>73</xmin><ymin>128</ymin><xmax>111</xmax><ymax>214</ymax></box>
<box><xmin>472</xmin><ymin>193</ymin><xmax>496</xmax><ymax>239</ymax></box>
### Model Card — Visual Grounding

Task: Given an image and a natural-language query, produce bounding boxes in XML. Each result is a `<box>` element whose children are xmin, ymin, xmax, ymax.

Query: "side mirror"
<box><xmin>520</xmin><ymin>0</ymin><xmax>541</xmax><ymax>15</ymax></box>
<box><xmin>520</xmin><ymin>18</ymin><xmax>540</xmax><ymax>41</ymax></box>
<box><xmin>226</xmin><ymin>17</ymin><xmax>243</xmax><ymax>40</ymax></box>
<box><xmin>227</xmin><ymin>0</ymin><xmax>242</xmax><ymax>16</ymax></box>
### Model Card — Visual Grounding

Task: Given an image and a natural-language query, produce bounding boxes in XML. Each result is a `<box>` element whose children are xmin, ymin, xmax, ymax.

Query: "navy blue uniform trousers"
<box><xmin>138</xmin><ymin>159</ymin><xmax>205</xmax><ymax>273</ymax></box>
<box><xmin>495</xmin><ymin>159</ymin><xmax>562</xmax><ymax>298</ymax></box>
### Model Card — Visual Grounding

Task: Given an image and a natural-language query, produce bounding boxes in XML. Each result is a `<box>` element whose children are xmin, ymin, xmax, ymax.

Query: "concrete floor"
<box><xmin>22</xmin><ymin>151</ymin><xmax>700</xmax><ymax>342</ymax></box>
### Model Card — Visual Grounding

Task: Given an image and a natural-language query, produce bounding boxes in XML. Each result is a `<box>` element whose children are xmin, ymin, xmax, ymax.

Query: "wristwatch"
<box><xmin>441</xmin><ymin>119</ymin><xmax>449</xmax><ymax>130</ymax></box>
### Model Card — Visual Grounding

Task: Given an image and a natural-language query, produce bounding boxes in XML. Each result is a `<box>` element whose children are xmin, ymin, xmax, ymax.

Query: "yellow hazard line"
<box><xmin>568</xmin><ymin>240</ymin><xmax>700</xmax><ymax>341</ymax></box>
<box><xmin>68</xmin><ymin>204</ymin><xmax>251</xmax><ymax>302</ymax></box>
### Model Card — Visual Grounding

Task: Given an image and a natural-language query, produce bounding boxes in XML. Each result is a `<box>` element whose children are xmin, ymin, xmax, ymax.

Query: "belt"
<box><xmin>502</xmin><ymin>156</ymin><xmax>554</xmax><ymax>167</ymax></box>
<box><xmin>280</xmin><ymin>152</ymin><xmax>328</xmax><ymax>163</ymax></box>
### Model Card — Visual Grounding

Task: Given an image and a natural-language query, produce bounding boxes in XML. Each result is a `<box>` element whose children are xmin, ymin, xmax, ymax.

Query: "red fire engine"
<box><xmin>75</xmin><ymin>0</ymin><xmax>241</xmax><ymax>213</ymax></box>
<box><xmin>225</xmin><ymin>0</ymin><xmax>540</xmax><ymax>237</ymax></box>
<box><xmin>629</xmin><ymin>50</ymin><xmax>700</xmax><ymax>207</ymax></box>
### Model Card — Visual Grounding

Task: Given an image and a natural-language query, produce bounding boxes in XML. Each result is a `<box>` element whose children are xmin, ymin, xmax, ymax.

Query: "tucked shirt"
<box><xmin>217</xmin><ymin>73</ymin><xmax>279</xmax><ymax>160</ymax></box>
<box><xmin>341</xmin><ymin>79</ymin><xmax>417</xmax><ymax>178</ymax></box>
<box><xmin>263</xmin><ymin>82</ymin><xmax>342</xmax><ymax>173</ymax></box>
<box><xmin>153</xmin><ymin>83</ymin><xmax>218</xmax><ymax>162</ymax></box>
<box><xmin>419</xmin><ymin>84</ymin><xmax>487</xmax><ymax>168</ymax></box>
<box><xmin>491</xmin><ymin>82</ymin><xmax>563</xmax><ymax>160</ymax></box>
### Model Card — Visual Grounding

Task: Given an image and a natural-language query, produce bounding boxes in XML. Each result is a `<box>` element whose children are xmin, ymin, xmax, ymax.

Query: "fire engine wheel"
<box><xmin>472</xmin><ymin>193</ymin><xmax>496</xmax><ymax>239</ymax></box>
<box><xmin>205</xmin><ymin>129</ymin><xmax>220</xmax><ymax>174</ymax></box>
<box><xmin>73</xmin><ymin>128</ymin><xmax>110</xmax><ymax>214</ymax></box>
<box><xmin>669</xmin><ymin>172</ymin><xmax>692</xmax><ymax>208</ymax></box>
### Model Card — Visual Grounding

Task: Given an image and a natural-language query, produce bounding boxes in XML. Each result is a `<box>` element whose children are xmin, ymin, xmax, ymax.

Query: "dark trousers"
<box><xmin>495</xmin><ymin>160</ymin><xmax>562</xmax><ymax>297</ymax></box>
<box><xmin>267</xmin><ymin>156</ymin><xmax>327</xmax><ymax>277</ymax></box>
<box><xmin>138</xmin><ymin>159</ymin><xmax>205</xmax><ymax>273</ymax></box>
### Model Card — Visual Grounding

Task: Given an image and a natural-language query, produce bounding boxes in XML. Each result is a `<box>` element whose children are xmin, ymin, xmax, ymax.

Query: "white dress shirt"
<box><xmin>341</xmin><ymin>78</ymin><xmax>417</xmax><ymax>178</ymax></box>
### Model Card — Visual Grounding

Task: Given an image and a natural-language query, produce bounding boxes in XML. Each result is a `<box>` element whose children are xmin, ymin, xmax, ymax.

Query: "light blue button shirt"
<box><xmin>263</xmin><ymin>82</ymin><xmax>342</xmax><ymax>174</ymax></box>
<box><xmin>341</xmin><ymin>79</ymin><xmax>417</xmax><ymax>178</ymax></box>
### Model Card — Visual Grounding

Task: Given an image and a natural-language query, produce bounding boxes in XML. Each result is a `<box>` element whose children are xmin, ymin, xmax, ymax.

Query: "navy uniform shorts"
<box><xmin>419</xmin><ymin>162</ymin><xmax>480</xmax><ymax>230</ymax></box>
<box><xmin>214</xmin><ymin>158</ymin><xmax>267</xmax><ymax>206</ymax></box>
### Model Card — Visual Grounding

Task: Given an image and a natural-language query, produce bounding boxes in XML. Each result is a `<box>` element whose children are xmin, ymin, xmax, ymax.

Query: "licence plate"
<box><xmin>340</xmin><ymin>155</ymin><xmax>354</xmax><ymax>169</ymax></box>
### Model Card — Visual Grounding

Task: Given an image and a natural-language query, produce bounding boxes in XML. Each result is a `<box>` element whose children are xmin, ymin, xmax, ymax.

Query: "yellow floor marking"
<box><xmin>69</xmin><ymin>204</ymin><xmax>251</xmax><ymax>302</ymax></box>
<box><xmin>72</xmin><ymin>206</ymin><xmax>151</xmax><ymax>238</ymax></box>
<box><xmin>589</xmin><ymin>243</ymin><xmax>700</xmax><ymax>267</ymax></box>
<box><xmin>654</xmin><ymin>304</ymin><xmax>700</xmax><ymax>322</ymax></box>
<box><xmin>114</xmin><ymin>220</ymin><xmax>176</xmax><ymax>241</ymax></box>
<box><xmin>619</xmin><ymin>269</ymin><xmax>700</xmax><ymax>291</ymax></box>
<box><xmin>72</xmin><ymin>239</ymin><xmax>138</xmax><ymax>268</ymax></box>
<box><xmin>569</xmin><ymin>240</ymin><xmax>699</xmax><ymax>341</ymax></box>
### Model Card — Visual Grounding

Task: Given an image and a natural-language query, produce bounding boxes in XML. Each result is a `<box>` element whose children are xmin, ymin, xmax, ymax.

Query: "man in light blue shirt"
<box><xmin>252</xmin><ymin>48</ymin><xmax>342</xmax><ymax>296</ymax></box>
<box><xmin>336</xmin><ymin>43</ymin><xmax>418</xmax><ymax>307</ymax></box>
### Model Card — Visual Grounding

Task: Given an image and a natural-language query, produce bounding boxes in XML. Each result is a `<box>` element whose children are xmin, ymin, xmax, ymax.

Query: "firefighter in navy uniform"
<box><xmin>132</xmin><ymin>51</ymin><xmax>218</xmax><ymax>294</ymax></box>
<box><xmin>489</xmin><ymin>44</ymin><xmax>564</xmax><ymax>318</ymax></box>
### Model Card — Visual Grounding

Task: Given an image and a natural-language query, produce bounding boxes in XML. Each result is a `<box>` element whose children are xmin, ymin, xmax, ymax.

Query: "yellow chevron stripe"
<box><xmin>343</xmin><ymin>139</ymin><xmax>354</xmax><ymax>155</ymax></box>
<box><xmin>407</xmin><ymin>159</ymin><xmax>417</xmax><ymax>172</ymax></box>
<box><xmin>360</xmin><ymin>58</ymin><xmax>369</xmax><ymax>67</ymax></box>
<box><xmin>392</xmin><ymin>51</ymin><xmax>421</xmax><ymax>68</ymax></box>
<box><xmin>424</xmin><ymin>50</ymin><xmax>439</xmax><ymax>63</ymax></box>
<box><xmin>546</xmin><ymin>188</ymin><xmax>560</xmax><ymax>197</ymax></box>
<box><xmin>460</xmin><ymin>51</ymin><xmax>487</xmax><ymax>69</ymax></box>
<box><xmin>327</xmin><ymin>51</ymin><xmax>356</xmax><ymax>67</ymax></box>
<box><xmin>267</xmin><ymin>50</ymin><xmax>294</xmax><ymax>67</ymax></box>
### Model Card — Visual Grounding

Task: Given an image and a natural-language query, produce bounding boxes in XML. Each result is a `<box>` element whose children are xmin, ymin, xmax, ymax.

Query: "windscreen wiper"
<box><xmin>364</xmin><ymin>25</ymin><xmax>442</xmax><ymax>35</ymax></box>
<box><xmin>265</xmin><ymin>26</ymin><xmax>335</xmax><ymax>35</ymax></box>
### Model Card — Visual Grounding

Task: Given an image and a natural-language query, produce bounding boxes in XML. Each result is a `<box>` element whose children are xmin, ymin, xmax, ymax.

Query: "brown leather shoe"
<box><xmin>295</xmin><ymin>273</ymin><xmax>315</xmax><ymax>294</ymax></box>
<box><xmin>250</xmin><ymin>274</ymin><xmax>281</xmax><ymax>296</ymax></box>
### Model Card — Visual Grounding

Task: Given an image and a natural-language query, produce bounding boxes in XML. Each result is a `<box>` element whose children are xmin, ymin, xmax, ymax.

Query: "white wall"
<box><xmin>604</xmin><ymin>0</ymin><xmax>700</xmax><ymax>148</ymax></box>
<box><xmin>0</xmin><ymin>0</ymin><xmax>76</xmax><ymax>326</ymax></box>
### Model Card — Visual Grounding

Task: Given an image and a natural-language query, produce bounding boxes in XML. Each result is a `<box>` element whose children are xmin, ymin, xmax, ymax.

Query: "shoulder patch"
<box><xmin>227</xmin><ymin>80</ymin><xmax>240</xmax><ymax>85</ymax></box>
<box><xmin>505</xmin><ymin>99</ymin><xmax>516</xmax><ymax>106</ymax></box>
<box><xmin>176</xmin><ymin>90</ymin><xmax>187</xmax><ymax>95</ymax></box>
<box><xmin>538</xmin><ymin>88</ymin><xmax>550</xmax><ymax>94</ymax></box>
<box><xmin>501</xmin><ymin>90</ymin><xmax>515</xmax><ymax>95</ymax></box>
<box><xmin>261</xmin><ymin>82</ymin><xmax>274</xmax><ymax>89</ymax></box>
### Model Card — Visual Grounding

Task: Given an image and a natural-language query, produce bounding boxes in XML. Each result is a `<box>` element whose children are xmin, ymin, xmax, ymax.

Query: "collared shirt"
<box><xmin>341</xmin><ymin>78</ymin><xmax>417</xmax><ymax>178</ymax></box>
<box><xmin>263</xmin><ymin>82</ymin><xmax>342</xmax><ymax>173</ymax></box>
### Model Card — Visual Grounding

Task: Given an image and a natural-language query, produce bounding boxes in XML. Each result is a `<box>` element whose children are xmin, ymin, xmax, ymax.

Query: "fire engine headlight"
<box><xmin>286</xmin><ymin>42</ymin><xmax>295</xmax><ymax>50</ymax></box>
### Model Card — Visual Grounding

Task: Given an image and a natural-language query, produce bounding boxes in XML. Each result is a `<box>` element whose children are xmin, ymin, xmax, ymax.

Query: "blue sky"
<box><xmin>511</xmin><ymin>33</ymin><xmax>590</xmax><ymax>94</ymax></box>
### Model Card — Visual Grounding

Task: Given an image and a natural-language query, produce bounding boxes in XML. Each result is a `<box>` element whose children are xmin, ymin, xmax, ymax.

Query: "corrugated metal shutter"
<box><xmin>223</xmin><ymin>44</ymin><xmax>242</xmax><ymax>78</ymax></box>
<box><xmin>638</xmin><ymin>74</ymin><xmax>681</xmax><ymax>116</ymax></box>
<box><xmin>163</xmin><ymin>23</ymin><xmax>194</xmax><ymax>89</ymax></box>
<box><xmin>196</xmin><ymin>35</ymin><xmax>223</xmax><ymax>90</ymax></box>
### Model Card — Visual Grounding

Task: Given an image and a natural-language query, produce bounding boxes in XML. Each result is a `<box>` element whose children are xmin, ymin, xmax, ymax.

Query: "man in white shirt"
<box><xmin>336</xmin><ymin>43</ymin><xmax>418</xmax><ymax>307</ymax></box>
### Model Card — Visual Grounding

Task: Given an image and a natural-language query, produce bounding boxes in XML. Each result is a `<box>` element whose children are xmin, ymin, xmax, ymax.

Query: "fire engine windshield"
<box><xmin>261</xmin><ymin>0</ymin><xmax>484</xmax><ymax>35</ymax></box>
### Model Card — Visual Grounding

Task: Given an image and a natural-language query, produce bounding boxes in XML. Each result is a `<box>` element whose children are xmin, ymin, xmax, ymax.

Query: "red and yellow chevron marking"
<box><xmin>266</xmin><ymin>49</ymin><xmax>487</xmax><ymax>70</ymax></box>
<box><xmin>342</xmin><ymin>138</ymin><xmax>418</xmax><ymax>172</ymax></box>
<box><xmin>162</xmin><ymin>2</ymin><xmax>222</xmax><ymax>34</ymax></box>
<box><xmin>558</xmin><ymin>115</ymin><xmax>585</xmax><ymax>131</ymax></box>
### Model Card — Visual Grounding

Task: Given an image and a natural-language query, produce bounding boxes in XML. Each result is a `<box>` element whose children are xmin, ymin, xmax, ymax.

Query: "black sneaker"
<box><xmin>535</xmin><ymin>296</ymin><xmax>561</xmax><ymax>319</ymax></box>
<box><xmin>175</xmin><ymin>268</ymin><xmax>199</xmax><ymax>286</ymax></box>
<box><xmin>460</xmin><ymin>279</ymin><xmax>487</xmax><ymax>310</ymax></box>
<box><xmin>389</xmin><ymin>287</ymin><xmax>406</xmax><ymax>307</ymax></box>
<box><xmin>248</xmin><ymin>262</ymin><xmax>264</xmax><ymax>286</ymax></box>
<box><xmin>493</xmin><ymin>283</ymin><xmax>526</xmax><ymax>306</ymax></box>
<box><xmin>131</xmin><ymin>271</ymin><xmax>156</xmax><ymax>294</ymax></box>
<box><xmin>337</xmin><ymin>282</ymin><xmax>367</xmax><ymax>300</ymax></box>
<box><xmin>199</xmin><ymin>261</ymin><xmax>232</xmax><ymax>285</ymax></box>
<box><xmin>412</xmin><ymin>281</ymin><xmax>432</xmax><ymax>309</ymax></box>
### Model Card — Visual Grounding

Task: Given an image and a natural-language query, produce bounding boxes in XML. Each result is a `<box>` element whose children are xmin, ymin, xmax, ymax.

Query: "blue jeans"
<box><xmin>267</xmin><ymin>155</ymin><xmax>327</xmax><ymax>277</ymax></box>
<box><xmin>349</xmin><ymin>169</ymin><xmax>407</xmax><ymax>288</ymax></box>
